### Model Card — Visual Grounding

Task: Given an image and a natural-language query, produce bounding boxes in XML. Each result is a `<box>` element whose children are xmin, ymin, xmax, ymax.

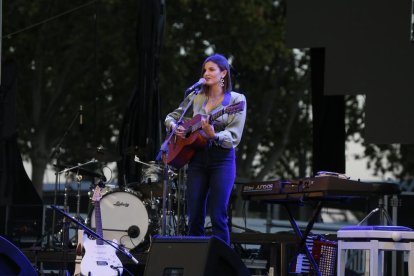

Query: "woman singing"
<box><xmin>165</xmin><ymin>54</ymin><xmax>247</xmax><ymax>244</ymax></box>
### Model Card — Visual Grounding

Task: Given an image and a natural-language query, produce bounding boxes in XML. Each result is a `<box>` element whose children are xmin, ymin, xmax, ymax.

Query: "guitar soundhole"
<box><xmin>96</xmin><ymin>261</ymin><xmax>109</xmax><ymax>266</ymax></box>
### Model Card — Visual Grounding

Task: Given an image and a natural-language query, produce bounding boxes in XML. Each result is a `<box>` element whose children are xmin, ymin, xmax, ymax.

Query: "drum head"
<box><xmin>90</xmin><ymin>191</ymin><xmax>149</xmax><ymax>250</ymax></box>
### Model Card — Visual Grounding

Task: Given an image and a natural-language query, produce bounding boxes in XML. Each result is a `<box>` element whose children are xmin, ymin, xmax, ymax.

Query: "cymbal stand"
<box><xmin>50</xmin><ymin>158</ymin><xmax>60</xmax><ymax>248</ymax></box>
<box><xmin>57</xmin><ymin>159</ymin><xmax>99</xmax><ymax>246</ymax></box>
<box><xmin>62</xmin><ymin>177</ymin><xmax>70</xmax><ymax>271</ymax></box>
<box><xmin>75</xmin><ymin>174</ymin><xmax>83</xmax><ymax>220</ymax></box>
<box><xmin>155</xmin><ymin>89</ymin><xmax>201</xmax><ymax>235</ymax></box>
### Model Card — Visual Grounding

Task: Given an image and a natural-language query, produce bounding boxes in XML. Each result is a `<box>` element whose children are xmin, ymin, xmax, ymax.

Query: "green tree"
<box><xmin>4</xmin><ymin>0</ymin><xmax>139</xmax><ymax>196</ymax></box>
<box><xmin>159</xmin><ymin>0</ymin><xmax>312</xmax><ymax>181</ymax></box>
<box><xmin>5</xmin><ymin>0</ymin><xmax>313</xmax><ymax>199</ymax></box>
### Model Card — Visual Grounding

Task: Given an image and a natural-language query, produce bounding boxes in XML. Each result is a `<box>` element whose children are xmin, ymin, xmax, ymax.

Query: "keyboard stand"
<box><xmin>283</xmin><ymin>201</ymin><xmax>323</xmax><ymax>276</ymax></box>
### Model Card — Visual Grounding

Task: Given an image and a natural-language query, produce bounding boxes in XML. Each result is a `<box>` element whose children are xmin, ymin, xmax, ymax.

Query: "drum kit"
<box><xmin>51</xmin><ymin>145</ymin><xmax>186</xmax><ymax>253</ymax></box>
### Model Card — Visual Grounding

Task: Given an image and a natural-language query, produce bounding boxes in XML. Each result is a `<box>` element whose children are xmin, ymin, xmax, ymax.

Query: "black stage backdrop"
<box><xmin>118</xmin><ymin>0</ymin><xmax>165</xmax><ymax>186</ymax></box>
<box><xmin>287</xmin><ymin>0</ymin><xmax>414</xmax><ymax>144</ymax></box>
<box><xmin>0</xmin><ymin>59</ymin><xmax>42</xmax><ymax>238</ymax></box>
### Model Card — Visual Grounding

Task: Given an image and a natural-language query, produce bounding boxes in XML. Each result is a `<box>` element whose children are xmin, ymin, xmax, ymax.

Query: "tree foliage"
<box><xmin>346</xmin><ymin>95</ymin><xmax>414</xmax><ymax>185</ymax></box>
<box><xmin>159</xmin><ymin>0</ymin><xmax>312</xmax><ymax>181</ymax></box>
<box><xmin>4</xmin><ymin>0</ymin><xmax>140</xmax><ymax>195</ymax></box>
<box><xmin>5</xmin><ymin>0</ymin><xmax>314</xmax><ymax>197</ymax></box>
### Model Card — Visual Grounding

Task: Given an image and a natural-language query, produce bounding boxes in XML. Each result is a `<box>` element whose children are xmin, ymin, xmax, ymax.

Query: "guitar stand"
<box><xmin>51</xmin><ymin>205</ymin><xmax>140</xmax><ymax>265</ymax></box>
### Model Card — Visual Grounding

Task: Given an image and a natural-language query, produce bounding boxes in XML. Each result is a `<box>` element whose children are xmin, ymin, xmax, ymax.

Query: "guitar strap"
<box><xmin>180</xmin><ymin>91</ymin><xmax>197</xmax><ymax>117</ymax></box>
<box><xmin>165</xmin><ymin>91</ymin><xmax>197</xmax><ymax>135</ymax></box>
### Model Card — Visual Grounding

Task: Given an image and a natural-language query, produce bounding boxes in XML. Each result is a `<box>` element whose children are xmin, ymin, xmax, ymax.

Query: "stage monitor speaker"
<box><xmin>144</xmin><ymin>236</ymin><xmax>250</xmax><ymax>276</ymax></box>
<box><xmin>0</xmin><ymin>236</ymin><xmax>37</xmax><ymax>276</ymax></box>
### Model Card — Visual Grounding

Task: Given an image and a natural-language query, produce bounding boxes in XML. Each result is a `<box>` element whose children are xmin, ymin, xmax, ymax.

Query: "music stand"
<box><xmin>50</xmin><ymin>205</ymin><xmax>139</xmax><ymax>265</ymax></box>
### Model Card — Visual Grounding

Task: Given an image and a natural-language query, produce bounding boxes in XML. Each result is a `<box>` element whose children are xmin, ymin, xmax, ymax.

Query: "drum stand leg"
<box><xmin>175</xmin><ymin>169</ymin><xmax>187</xmax><ymax>236</ymax></box>
<box><xmin>161</xmin><ymin>171</ymin><xmax>168</xmax><ymax>236</ymax></box>
<box><xmin>75</xmin><ymin>175</ymin><xmax>82</xmax><ymax>219</ymax></box>
<box><xmin>58</xmin><ymin>180</ymin><xmax>71</xmax><ymax>275</ymax></box>
<box><xmin>167</xmin><ymin>192</ymin><xmax>173</xmax><ymax>235</ymax></box>
<box><xmin>161</xmin><ymin>182</ymin><xmax>179</xmax><ymax>236</ymax></box>
<box><xmin>175</xmin><ymin>178</ymin><xmax>182</xmax><ymax>235</ymax></box>
<box><xmin>160</xmin><ymin>160</ymin><xmax>175</xmax><ymax>236</ymax></box>
<box><xmin>74</xmin><ymin>175</ymin><xmax>83</xmax><ymax>245</ymax></box>
<box><xmin>165</xmin><ymin>192</ymin><xmax>179</xmax><ymax>236</ymax></box>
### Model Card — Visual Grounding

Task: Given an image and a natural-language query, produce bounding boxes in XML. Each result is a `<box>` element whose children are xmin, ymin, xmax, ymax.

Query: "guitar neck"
<box><xmin>183</xmin><ymin>101</ymin><xmax>244</xmax><ymax>136</ymax></box>
<box><xmin>189</xmin><ymin>109</ymin><xmax>225</xmax><ymax>134</ymax></box>
<box><xmin>209</xmin><ymin>109</ymin><xmax>225</xmax><ymax>122</ymax></box>
<box><xmin>94</xmin><ymin>201</ymin><xmax>104</xmax><ymax>245</ymax></box>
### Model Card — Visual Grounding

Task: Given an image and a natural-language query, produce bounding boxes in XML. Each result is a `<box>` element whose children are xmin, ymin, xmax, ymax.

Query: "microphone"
<box><xmin>185</xmin><ymin>78</ymin><xmax>206</xmax><ymax>94</ymax></box>
<box><xmin>79</xmin><ymin>105</ymin><xmax>83</xmax><ymax>130</ymax></box>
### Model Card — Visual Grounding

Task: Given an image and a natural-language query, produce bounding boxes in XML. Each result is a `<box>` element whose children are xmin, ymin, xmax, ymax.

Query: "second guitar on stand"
<box><xmin>80</xmin><ymin>185</ymin><xmax>123</xmax><ymax>276</ymax></box>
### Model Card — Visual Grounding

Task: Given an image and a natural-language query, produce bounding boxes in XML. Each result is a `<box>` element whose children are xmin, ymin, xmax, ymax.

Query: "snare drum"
<box><xmin>89</xmin><ymin>190</ymin><xmax>150</xmax><ymax>250</ymax></box>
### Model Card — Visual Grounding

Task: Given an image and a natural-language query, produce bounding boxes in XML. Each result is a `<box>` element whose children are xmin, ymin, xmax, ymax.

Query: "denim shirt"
<box><xmin>165</xmin><ymin>91</ymin><xmax>247</xmax><ymax>149</ymax></box>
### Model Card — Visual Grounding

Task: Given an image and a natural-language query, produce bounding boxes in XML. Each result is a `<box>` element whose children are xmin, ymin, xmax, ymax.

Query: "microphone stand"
<box><xmin>51</xmin><ymin>205</ymin><xmax>139</xmax><ymax>265</ymax></box>
<box><xmin>48</xmin><ymin>99</ymin><xmax>99</xmax><ymax>248</ymax></box>
<box><xmin>155</xmin><ymin>89</ymin><xmax>201</xmax><ymax>235</ymax></box>
<box><xmin>48</xmin><ymin>107</ymin><xmax>81</xmax><ymax>249</ymax></box>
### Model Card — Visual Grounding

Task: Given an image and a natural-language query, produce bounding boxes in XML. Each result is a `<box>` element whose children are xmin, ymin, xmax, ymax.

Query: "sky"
<box><xmin>345</xmin><ymin>140</ymin><xmax>379</xmax><ymax>181</ymax></box>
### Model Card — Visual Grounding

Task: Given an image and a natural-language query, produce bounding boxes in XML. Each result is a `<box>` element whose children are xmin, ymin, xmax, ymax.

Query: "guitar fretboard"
<box><xmin>189</xmin><ymin>101</ymin><xmax>245</xmax><ymax>134</ymax></box>
<box><xmin>210</xmin><ymin>108</ymin><xmax>226</xmax><ymax>122</ymax></box>
<box><xmin>94</xmin><ymin>200</ymin><xmax>104</xmax><ymax>245</ymax></box>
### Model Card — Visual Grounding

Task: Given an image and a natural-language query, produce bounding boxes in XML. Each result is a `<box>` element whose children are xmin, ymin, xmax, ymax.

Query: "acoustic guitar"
<box><xmin>166</xmin><ymin>101</ymin><xmax>245</xmax><ymax>169</ymax></box>
<box><xmin>80</xmin><ymin>186</ymin><xmax>123</xmax><ymax>276</ymax></box>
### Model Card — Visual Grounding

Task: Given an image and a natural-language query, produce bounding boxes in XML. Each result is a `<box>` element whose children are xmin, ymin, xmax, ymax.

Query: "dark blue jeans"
<box><xmin>186</xmin><ymin>145</ymin><xmax>235</xmax><ymax>245</ymax></box>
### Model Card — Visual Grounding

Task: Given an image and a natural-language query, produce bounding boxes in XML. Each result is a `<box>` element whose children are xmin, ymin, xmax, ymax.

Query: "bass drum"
<box><xmin>89</xmin><ymin>191</ymin><xmax>149</xmax><ymax>250</ymax></box>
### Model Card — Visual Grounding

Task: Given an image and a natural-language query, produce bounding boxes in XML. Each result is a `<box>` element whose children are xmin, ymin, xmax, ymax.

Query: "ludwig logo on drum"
<box><xmin>113</xmin><ymin>201</ymin><xmax>129</xmax><ymax>207</ymax></box>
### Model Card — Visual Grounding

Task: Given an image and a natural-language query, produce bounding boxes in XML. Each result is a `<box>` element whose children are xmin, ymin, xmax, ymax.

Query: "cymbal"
<box><xmin>53</xmin><ymin>164</ymin><xmax>105</xmax><ymax>179</ymax></box>
<box><xmin>86</xmin><ymin>146</ymin><xmax>121</xmax><ymax>162</ymax></box>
